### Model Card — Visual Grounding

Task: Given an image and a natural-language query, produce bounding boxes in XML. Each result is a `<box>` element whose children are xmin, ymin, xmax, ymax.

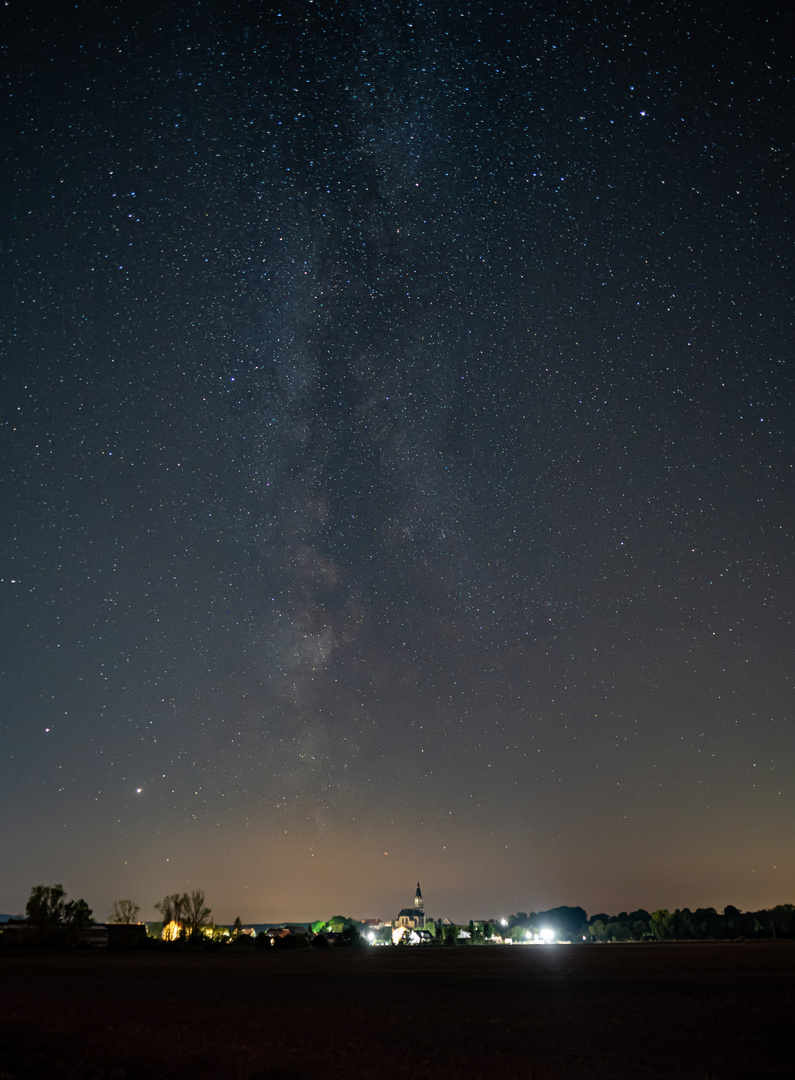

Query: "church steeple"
<box><xmin>395</xmin><ymin>882</ymin><xmax>426</xmax><ymax>931</ymax></box>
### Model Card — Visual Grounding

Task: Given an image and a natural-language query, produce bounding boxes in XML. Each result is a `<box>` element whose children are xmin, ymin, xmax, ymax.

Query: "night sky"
<box><xmin>2</xmin><ymin>0</ymin><xmax>792</xmax><ymax>926</ymax></box>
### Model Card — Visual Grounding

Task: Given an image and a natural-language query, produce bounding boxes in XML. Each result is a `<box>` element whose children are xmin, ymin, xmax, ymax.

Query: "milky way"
<box><xmin>1</xmin><ymin>1</ymin><xmax>792</xmax><ymax>923</ymax></box>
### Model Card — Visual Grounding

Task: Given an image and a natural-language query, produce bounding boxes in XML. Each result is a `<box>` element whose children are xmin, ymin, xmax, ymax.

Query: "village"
<box><xmin>1</xmin><ymin>882</ymin><xmax>578</xmax><ymax>949</ymax></box>
<box><xmin>4</xmin><ymin>882</ymin><xmax>793</xmax><ymax>949</ymax></box>
<box><xmin>236</xmin><ymin>882</ymin><xmax>564</xmax><ymax>948</ymax></box>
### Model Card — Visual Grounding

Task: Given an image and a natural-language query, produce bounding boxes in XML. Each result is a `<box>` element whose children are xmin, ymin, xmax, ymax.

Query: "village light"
<box><xmin>540</xmin><ymin>927</ymin><xmax>555</xmax><ymax>942</ymax></box>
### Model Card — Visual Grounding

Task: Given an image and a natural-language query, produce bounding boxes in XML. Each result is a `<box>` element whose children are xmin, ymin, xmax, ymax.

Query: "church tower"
<box><xmin>395</xmin><ymin>882</ymin><xmax>426</xmax><ymax>930</ymax></box>
<box><xmin>414</xmin><ymin>882</ymin><xmax>424</xmax><ymax>923</ymax></box>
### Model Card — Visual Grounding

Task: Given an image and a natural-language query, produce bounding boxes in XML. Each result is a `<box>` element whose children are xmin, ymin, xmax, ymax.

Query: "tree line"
<box><xmin>506</xmin><ymin>904</ymin><xmax>795</xmax><ymax>941</ymax></box>
<box><xmin>9</xmin><ymin>887</ymin><xmax>795</xmax><ymax>947</ymax></box>
<box><xmin>8</xmin><ymin>884</ymin><xmax>215</xmax><ymax>947</ymax></box>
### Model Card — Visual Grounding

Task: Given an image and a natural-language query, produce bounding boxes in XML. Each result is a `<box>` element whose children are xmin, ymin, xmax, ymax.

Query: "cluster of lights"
<box><xmin>518</xmin><ymin>926</ymin><xmax>558</xmax><ymax>943</ymax></box>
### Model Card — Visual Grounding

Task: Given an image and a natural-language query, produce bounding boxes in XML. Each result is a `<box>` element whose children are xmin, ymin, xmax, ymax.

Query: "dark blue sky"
<box><xmin>1</xmin><ymin>0</ymin><xmax>792</xmax><ymax>924</ymax></box>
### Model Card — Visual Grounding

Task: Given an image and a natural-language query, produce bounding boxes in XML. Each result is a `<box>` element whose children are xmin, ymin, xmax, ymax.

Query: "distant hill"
<box><xmin>0</xmin><ymin>914</ymin><xmax>23</xmax><ymax>923</ymax></box>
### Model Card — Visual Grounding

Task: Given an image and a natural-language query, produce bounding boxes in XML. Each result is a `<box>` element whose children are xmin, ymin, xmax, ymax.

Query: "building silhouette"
<box><xmin>395</xmin><ymin>882</ymin><xmax>425</xmax><ymax>929</ymax></box>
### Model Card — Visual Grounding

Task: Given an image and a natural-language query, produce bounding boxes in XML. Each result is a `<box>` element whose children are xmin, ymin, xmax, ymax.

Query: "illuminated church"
<box><xmin>395</xmin><ymin>882</ymin><xmax>426</xmax><ymax>929</ymax></box>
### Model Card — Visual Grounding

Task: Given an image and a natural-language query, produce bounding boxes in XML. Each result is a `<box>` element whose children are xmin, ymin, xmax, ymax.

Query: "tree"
<box><xmin>339</xmin><ymin>924</ymin><xmax>363</xmax><ymax>947</ymax></box>
<box><xmin>232</xmin><ymin>916</ymin><xmax>243</xmax><ymax>937</ymax></box>
<box><xmin>155</xmin><ymin>893</ymin><xmax>188</xmax><ymax>939</ymax></box>
<box><xmin>182</xmin><ymin>890</ymin><xmax>212</xmax><ymax>939</ymax></box>
<box><xmin>26</xmin><ymin>884</ymin><xmax>68</xmax><ymax>943</ymax></box>
<box><xmin>25</xmin><ymin>884</ymin><xmax>92</xmax><ymax>945</ymax></box>
<box><xmin>65</xmin><ymin>898</ymin><xmax>94</xmax><ymax>939</ymax></box>
<box><xmin>673</xmin><ymin>908</ymin><xmax>696</xmax><ymax>940</ymax></box>
<box><xmin>537</xmin><ymin>906</ymin><xmax>587</xmax><ymax>939</ymax></box>
<box><xmin>770</xmin><ymin>904</ymin><xmax>795</xmax><ymax>939</ymax></box>
<box><xmin>650</xmin><ymin>909</ymin><xmax>675</xmax><ymax>941</ymax></box>
<box><xmin>628</xmin><ymin>909</ymin><xmax>652</xmax><ymax>940</ymax></box>
<box><xmin>207</xmin><ymin>923</ymin><xmax>230</xmax><ymax>944</ymax></box>
<box><xmin>111</xmin><ymin>899</ymin><xmax>140</xmax><ymax>924</ymax></box>
<box><xmin>589</xmin><ymin>919</ymin><xmax>607</xmax><ymax>942</ymax></box>
<box><xmin>692</xmin><ymin>908</ymin><xmax>719</xmax><ymax>939</ymax></box>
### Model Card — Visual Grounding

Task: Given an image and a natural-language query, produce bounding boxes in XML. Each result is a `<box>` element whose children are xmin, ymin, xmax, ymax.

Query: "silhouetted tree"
<box><xmin>606</xmin><ymin>920</ymin><xmax>630</xmax><ymax>942</ymax></box>
<box><xmin>522</xmin><ymin>907</ymin><xmax>579</xmax><ymax>939</ymax></box>
<box><xmin>650</xmin><ymin>909</ymin><xmax>675</xmax><ymax>940</ymax></box>
<box><xmin>25</xmin><ymin>884</ymin><xmax>93</xmax><ymax>945</ymax></box>
<box><xmin>689</xmin><ymin>908</ymin><xmax>717</xmax><ymax>938</ymax></box>
<box><xmin>589</xmin><ymin>919</ymin><xmax>607</xmax><ymax>942</ymax></box>
<box><xmin>182</xmin><ymin>890</ymin><xmax>212</xmax><ymax>939</ymax></box>
<box><xmin>65</xmin><ymin>898</ymin><xmax>93</xmax><ymax>941</ymax></box>
<box><xmin>26</xmin><ymin>884</ymin><xmax>67</xmax><ymax>943</ymax></box>
<box><xmin>627</xmin><ymin>909</ymin><xmax>651</xmax><ymax>940</ymax></box>
<box><xmin>155</xmin><ymin>893</ymin><xmax>188</xmax><ymax>938</ymax></box>
<box><xmin>110</xmin><ymin>899</ymin><xmax>140</xmax><ymax>924</ymax></box>
<box><xmin>340</xmin><ymin>924</ymin><xmax>363</xmax><ymax>947</ymax></box>
<box><xmin>770</xmin><ymin>904</ymin><xmax>795</xmax><ymax>938</ymax></box>
<box><xmin>673</xmin><ymin>908</ymin><xmax>696</xmax><ymax>939</ymax></box>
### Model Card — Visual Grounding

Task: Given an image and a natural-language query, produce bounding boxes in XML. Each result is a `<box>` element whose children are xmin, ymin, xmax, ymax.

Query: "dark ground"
<box><xmin>1</xmin><ymin>942</ymin><xmax>793</xmax><ymax>1079</ymax></box>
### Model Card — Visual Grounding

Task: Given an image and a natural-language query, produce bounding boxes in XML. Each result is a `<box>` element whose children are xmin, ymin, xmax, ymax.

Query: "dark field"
<box><xmin>1</xmin><ymin>943</ymin><xmax>793</xmax><ymax>1079</ymax></box>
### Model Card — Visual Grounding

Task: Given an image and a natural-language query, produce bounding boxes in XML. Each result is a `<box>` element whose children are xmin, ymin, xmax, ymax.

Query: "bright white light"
<box><xmin>540</xmin><ymin>927</ymin><xmax>555</xmax><ymax>942</ymax></box>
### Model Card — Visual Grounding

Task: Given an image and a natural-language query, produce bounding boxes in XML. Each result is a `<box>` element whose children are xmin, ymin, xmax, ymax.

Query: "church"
<box><xmin>395</xmin><ymin>882</ymin><xmax>426</xmax><ymax>929</ymax></box>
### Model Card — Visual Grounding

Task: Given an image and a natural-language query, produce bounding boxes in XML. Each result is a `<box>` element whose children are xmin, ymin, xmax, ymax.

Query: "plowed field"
<box><xmin>1</xmin><ymin>942</ymin><xmax>793</xmax><ymax>1078</ymax></box>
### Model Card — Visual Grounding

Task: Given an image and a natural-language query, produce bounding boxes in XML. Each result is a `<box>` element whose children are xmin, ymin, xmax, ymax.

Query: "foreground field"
<box><xmin>1</xmin><ymin>942</ymin><xmax>793</xmax><ymax>1079</ymax></box>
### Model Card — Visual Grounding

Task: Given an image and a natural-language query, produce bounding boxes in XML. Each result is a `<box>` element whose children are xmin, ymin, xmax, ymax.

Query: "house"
<box><xmin>265</xmin><ymin>924</ymin><xmax>312</xmax><ymax>946</ymax></box>
<box><xmin>78</xmin><ymin>924</ymin><xmax>109</xmax><ymax>948</ymax></box>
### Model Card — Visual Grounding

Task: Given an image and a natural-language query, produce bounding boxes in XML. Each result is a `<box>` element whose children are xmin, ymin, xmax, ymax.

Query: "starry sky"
<box><xmin>1</xmin><ymin>0</ymin><xmax>792</xmax><ymax>926</ymax></box>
